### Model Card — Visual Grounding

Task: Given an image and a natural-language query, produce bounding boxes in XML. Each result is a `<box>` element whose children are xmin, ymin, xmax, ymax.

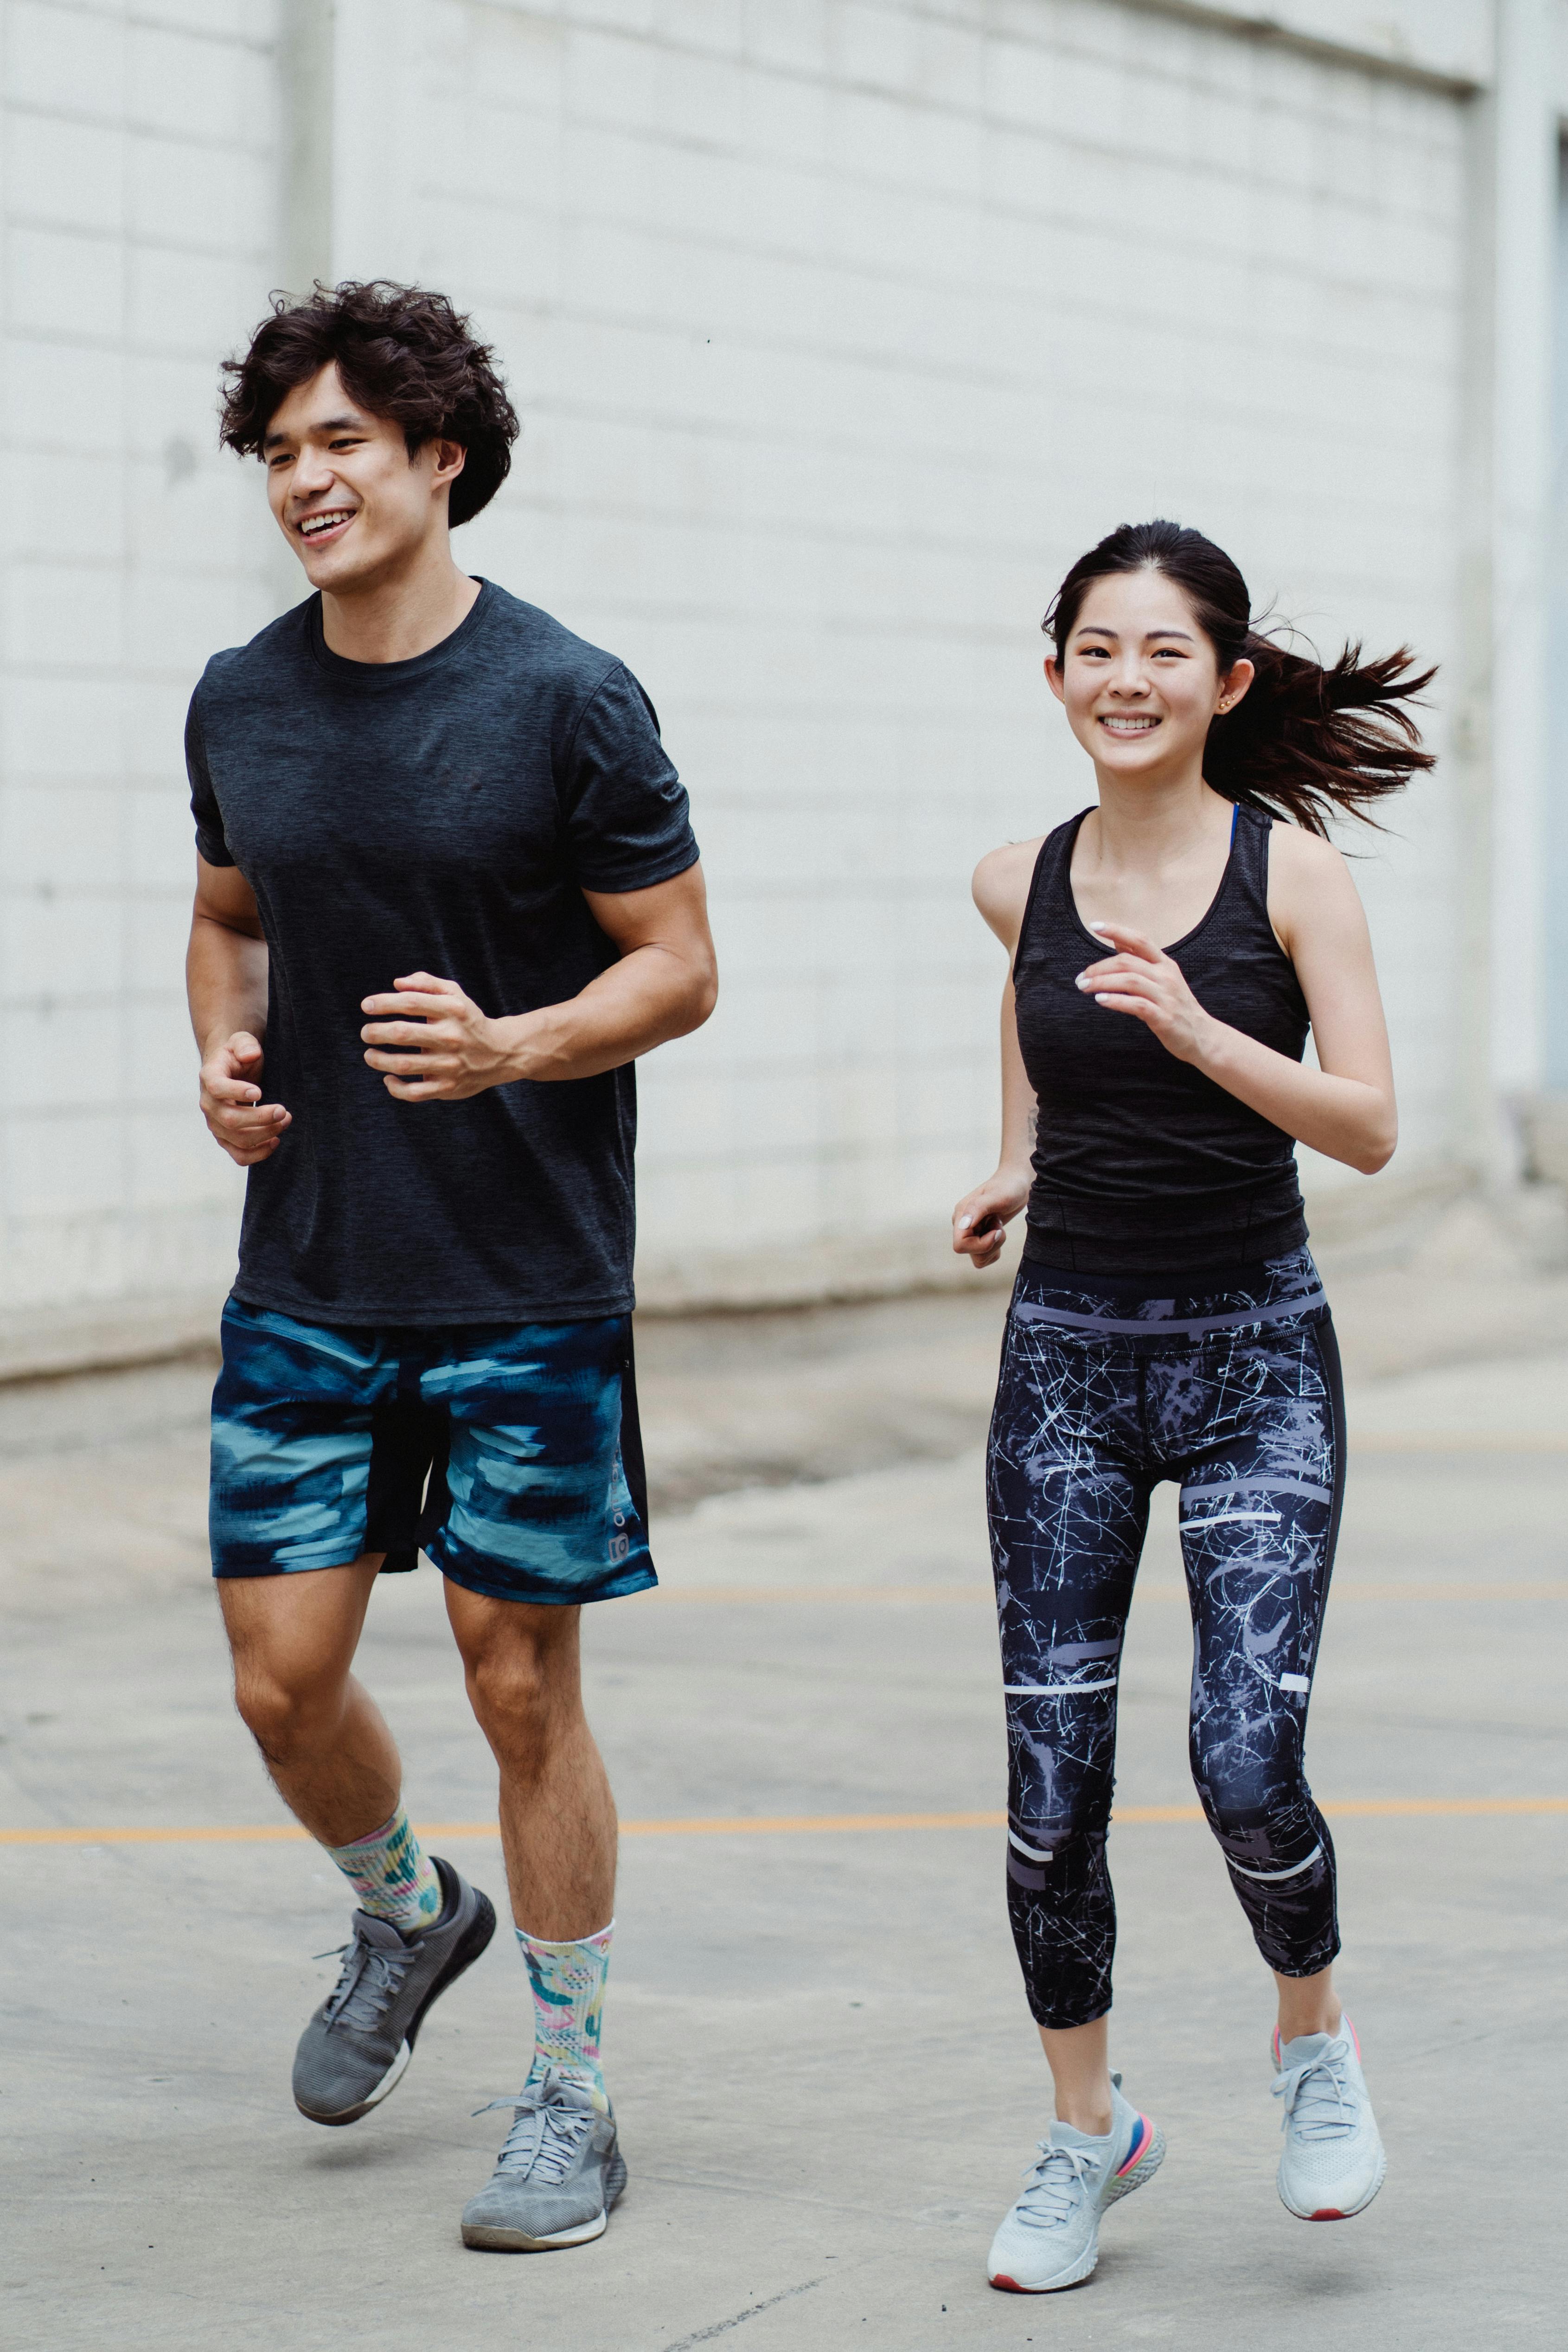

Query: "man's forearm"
<box><xmin>187</xmin><ymin>912</ymin><xmax>270</xmax><ymax>1054</ymax></box>
<box><xmin>494</xmin><ymin>943</ymin><xmax>717</xmax><ymax>1084</ymax></box>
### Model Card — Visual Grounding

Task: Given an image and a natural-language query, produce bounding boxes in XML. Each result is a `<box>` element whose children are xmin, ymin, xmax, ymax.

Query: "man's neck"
<box><xmin>319</xmin><ymin>546</ymin><xmax>482</xmax><ymax>666</ymax></box>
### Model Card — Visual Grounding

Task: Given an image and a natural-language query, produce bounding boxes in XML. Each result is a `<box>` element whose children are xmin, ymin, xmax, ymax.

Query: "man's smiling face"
<box><xmin>263</xmin><ymin>362</ymin><xmax>463</xmax><ymax>594</ymax></box>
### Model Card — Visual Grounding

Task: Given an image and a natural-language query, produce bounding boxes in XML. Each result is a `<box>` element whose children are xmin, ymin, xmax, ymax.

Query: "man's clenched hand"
<box><xmin>199</xmin><ymin>1032</ymin><xmax>292</xmax><ymax>1164</ymax></box>
<box><xmin>360</xmin><ymin>974</ymin><xmax>524</xmax><ymax>1102</ymax></box>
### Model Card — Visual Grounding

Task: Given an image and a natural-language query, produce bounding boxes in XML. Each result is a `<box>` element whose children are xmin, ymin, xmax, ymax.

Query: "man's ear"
<box><xmin>429</xmin><ymin>436</ymin><xmax>467</xmax><ymax>494</ymax></box>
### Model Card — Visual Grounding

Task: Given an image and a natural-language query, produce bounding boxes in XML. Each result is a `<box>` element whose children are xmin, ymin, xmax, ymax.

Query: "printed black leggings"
<box><xmin>986</xmin><ymin>1249</ymin><xmax>1345</xmax><ymax>2030</ymax></box>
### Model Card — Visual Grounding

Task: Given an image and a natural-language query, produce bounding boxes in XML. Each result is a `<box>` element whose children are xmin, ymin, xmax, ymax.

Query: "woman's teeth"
<box><xmin>1099</xmin><ymin>715</ymin><xmax>1160</xmax><ymax>733</ymax></box>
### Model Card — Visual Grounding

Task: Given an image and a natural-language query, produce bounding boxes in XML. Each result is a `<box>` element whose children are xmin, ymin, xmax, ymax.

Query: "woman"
<box><xmin>953</xmin><ymin>520</ymin><xmax>1432</xmax><ymax>2294</ymax></box>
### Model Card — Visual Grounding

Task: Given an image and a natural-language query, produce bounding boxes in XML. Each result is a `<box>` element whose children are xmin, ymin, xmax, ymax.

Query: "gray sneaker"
<box><xmin>293</xmin><ymin>1856</ymin><xmax>496</xmax><ymax>2126</ymax></box>
<box><xmin>461</xmin><ymin>2068</ymin><xmax>627</xmax><ymax>2251</ymax></box>
<box><xmin>1273</xmin><ymin>2016</ymin><xmax>1386</xmax><ymax>2220</ymax></box>
<box><xmin>987</xmin><ymin>2076</ymin><xmax>1165</xmax><ymax>2293</ymax></box>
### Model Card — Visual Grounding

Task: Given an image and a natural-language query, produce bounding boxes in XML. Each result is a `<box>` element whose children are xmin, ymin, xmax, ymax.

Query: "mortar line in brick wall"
<box><xmin>13</xmin><ymin>0</ymin><xmax>272</xmax><ymax>57</ymax></box>
<box><xmin>557</xmin><ymin>2</ymin><xmax>1481</xmax><ymax>105</ymax></box>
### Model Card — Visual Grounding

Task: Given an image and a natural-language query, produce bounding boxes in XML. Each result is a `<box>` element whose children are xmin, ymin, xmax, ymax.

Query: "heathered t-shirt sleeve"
<box><xmin>186</xmin><ymin>685</ymin><xmax>235</xmax><ymax>868</ymax></box>
<box><xmin>559</xmin><ymin>663</ymin><xmax>699</xmax><ymax>892</ymax></box>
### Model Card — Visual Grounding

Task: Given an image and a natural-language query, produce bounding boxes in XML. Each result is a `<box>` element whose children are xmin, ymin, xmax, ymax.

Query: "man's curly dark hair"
<box><xmin>218</xmin><ymin>280</ymin><xmax>520</xmax><ymax>528</ymax></box>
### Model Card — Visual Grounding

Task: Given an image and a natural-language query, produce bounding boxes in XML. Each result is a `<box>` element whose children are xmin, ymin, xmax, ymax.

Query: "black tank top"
<box><xmin>1012</xmin><ymin>803</ymin><xmax>1309</xmax><ymax>1276</ymax></box>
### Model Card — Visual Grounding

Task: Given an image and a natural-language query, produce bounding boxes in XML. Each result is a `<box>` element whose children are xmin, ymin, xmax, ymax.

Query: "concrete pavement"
<box><xmin>1</xmin><ymin>1286</ymin><xmax>1565</xmax><ymax>2349</ymax></box>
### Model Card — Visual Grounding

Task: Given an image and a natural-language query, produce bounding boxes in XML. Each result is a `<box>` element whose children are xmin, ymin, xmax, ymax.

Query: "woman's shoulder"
<box><xmin>1265</xmin><ymin>815</ymin><xmax>1355</xmax><ymax>898</ymax></box>
<box><xmin>972</xmin><ymin>835</ymin><xmax>1048</xmax><ymax>945</ymax></box>
<box><xmin>1263</xmin><ymin>816</ymin><xmax>1364</xmax><ymax>953</ymax></box>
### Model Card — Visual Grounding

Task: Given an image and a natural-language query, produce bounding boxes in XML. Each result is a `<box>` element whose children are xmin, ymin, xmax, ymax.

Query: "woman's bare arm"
<box><xmin>953</xmin><ymin>840</ymin><xmax>1045</xmax><ymax>1267</ymax></box>
<box><xmin>1072</xmin><ymin>827</ymin><xmax>1397</xmax><ymax>1175</ymax></box>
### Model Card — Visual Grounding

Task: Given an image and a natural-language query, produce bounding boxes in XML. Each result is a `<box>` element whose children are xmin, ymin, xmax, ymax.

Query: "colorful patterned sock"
<box><xmin>518</xmin><ymin>1921</ymin><xmax>614</xmax><ymax>2112</ymax></box>
<box><xmin>324</xmin><ymin>1803</ymin><xmax>443</xmax><ymax>1934</ymax></box>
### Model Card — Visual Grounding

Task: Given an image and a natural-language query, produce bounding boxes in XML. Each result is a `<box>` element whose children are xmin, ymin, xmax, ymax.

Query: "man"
<box><xmin>185</xmin><ymin>279</ymin><xmax>716</xmax><ymax>2251</ymax></box>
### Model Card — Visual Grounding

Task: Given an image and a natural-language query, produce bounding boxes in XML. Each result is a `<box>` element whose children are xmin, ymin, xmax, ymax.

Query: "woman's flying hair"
<box><xmin>1042</xmin><ymin>519</ymin><xmax>1435</xmax><ymax>836</ymax></box>
<box><xmin>218</xmin><ymin>279</ymin><xmax>520</xmax><ymax>529</ymax></box>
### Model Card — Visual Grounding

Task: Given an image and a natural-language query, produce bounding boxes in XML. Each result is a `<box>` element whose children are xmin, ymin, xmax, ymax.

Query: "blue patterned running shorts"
<box><xmin>209</xmin><ymin>1299</ymin><xmax>654</xmax><ymax>1606</ymax></box>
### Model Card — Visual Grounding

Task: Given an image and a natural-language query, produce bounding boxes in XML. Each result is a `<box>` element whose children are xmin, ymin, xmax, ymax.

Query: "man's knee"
<box><xmin>220</xmin><ymin>1557</ymin><xmax>377</xmax><ymax>1754</ymax></box>
<box><xmin>231</xmin><ymin>1654</ymin><xmax>347</xmax><ymax>1754</ymax></box>
<box><xmin>457</xmin><ymin>1613</ymin><xmax>578</xmax><ymax>1754</ymax></box>
<box><xmin>466</xmin><ymin>1640</ymin><xmax>548</xmax><ymax>1724</ymax></box>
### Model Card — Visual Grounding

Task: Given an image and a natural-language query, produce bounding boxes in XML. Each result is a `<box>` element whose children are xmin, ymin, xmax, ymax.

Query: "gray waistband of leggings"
<box><xmin>1012</xmin><ymin>1286</ymin><xmax>1327</xmax><ymax>1340</ymax></box>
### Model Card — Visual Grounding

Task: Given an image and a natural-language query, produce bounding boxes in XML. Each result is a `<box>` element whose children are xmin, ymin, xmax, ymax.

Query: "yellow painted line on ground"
<box><xmin>642</xmin><ymin>1579</ymin><xmax>1566</xmax><ymax>1607</ymax></box>
<box><xmin>1110</xmin><ymin>1798</ymin><xmax>1568</xmax><ymax>1824</ymax></box>
<box><xmin>1135</xmin><ymin>1580</ymin><xmax>1564</xmax><ymax>1603</ymax></box>
<box><xmin>620</xmin><ymin>1809</ymin><xmax>1006</xmax><ymax>1837</ymax></box>
<box><xmin>0</xmin><ymin>1823</ymin><xmax>316</xmax><ymax>1846</ymax></box>
<box><xmin>640</xmin><ymin>1584</ymin><xmax>987</xmax><ymax>1607</ymax></box>
<box><xmin>1351</xmin><ymin>1431</ymin><xmax>1568</xmax><ymax>1453</ymax></box>
<box><xmin>5</xmin><ymin>1797</ymin><xmax>1566</xmax><ymax>1848</ymax></box>
<box><xmin>1310</xmin><ymin>1797</ymin><xmax>1568</xmax><ymax>1818</ymax></box>
<box><xmin>640</xmin><ymin>1584</ymin><xmax>983</xmax><ymax>1606</ymax></box>
<box><xmin>1312</xmin><ymin>1581</ymin><xmax>1566</xmax><ymax>1601</ymax></box>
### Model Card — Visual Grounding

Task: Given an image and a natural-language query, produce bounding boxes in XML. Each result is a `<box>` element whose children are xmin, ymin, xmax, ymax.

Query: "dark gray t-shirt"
<box><xmin>186</xmin><ymin>581</ymin><xmax>699</xmax><ymax>1325</ymax></box>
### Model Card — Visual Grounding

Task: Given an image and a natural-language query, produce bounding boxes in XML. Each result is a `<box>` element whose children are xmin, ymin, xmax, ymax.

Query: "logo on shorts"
<box><xmin>609</xmin><ymin>1533</ymin><xmax>629</xmax><ymax>1564</ymax></box>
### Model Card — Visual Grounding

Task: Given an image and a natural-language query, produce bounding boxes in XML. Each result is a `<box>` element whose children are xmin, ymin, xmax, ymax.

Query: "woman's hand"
<box><xmin>1075</xmin><ymin>922</ymin><xmax>1220</xmax><ymax>1064</ymax></box>
<box><xmin>952</xmin><ymin>1166</ymin><xmax>1032</xmax><ymax>1269</ymax></box>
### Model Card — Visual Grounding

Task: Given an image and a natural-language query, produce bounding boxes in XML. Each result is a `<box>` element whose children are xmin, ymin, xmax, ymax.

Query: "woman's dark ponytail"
<box><xmin>1043</xmin><ymin>520</ymin><xmax>1435</xmax><ymax>837</ymax></box>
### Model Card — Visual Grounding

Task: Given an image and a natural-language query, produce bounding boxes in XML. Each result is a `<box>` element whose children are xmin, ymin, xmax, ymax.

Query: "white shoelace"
<box><xmin>474</xmin><ymin>2071</ymin><xmax>596</xmax><ymax>2183</ymax></box>
<box><xmin>1013</xmin><ymin>2141</ymin><xmax>1097</xmax><ymax>2230</ymax></box>
<box><xmin>317</xmin><ymin>1935</ymin><xmax>415</xmax><ymax>2035</ymax></box>
<box><xmin>1273</xmin><ymin>2035</ymin><xmax>1359</xmax><ymax>2141</ymax></box>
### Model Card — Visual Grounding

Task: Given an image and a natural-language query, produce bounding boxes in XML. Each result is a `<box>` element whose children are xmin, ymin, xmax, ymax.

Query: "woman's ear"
<box><xmin>1215</xmin><ymin>656</ymin><xmax>1255</xmax><ymax>716</ymax></box>
<box><xmin>1044</xmin><ymin>654</ymin><xmax>1067</xmax><ymax>706</ymax></box>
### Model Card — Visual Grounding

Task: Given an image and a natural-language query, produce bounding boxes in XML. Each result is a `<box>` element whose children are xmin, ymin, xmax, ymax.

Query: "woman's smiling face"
<box><xmin>1046</xmin><ymin>567</ymin><xmax>1251</xmax><ymax>777</ymax></box>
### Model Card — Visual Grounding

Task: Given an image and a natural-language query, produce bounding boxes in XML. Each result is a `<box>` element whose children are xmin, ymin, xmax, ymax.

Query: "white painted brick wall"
<box><xmin>392</xmin><ymin>0</ymin><xmax>1469</xmax><ymax>1270</ymax></box>
<box><xmin>0</xmin><ymin>0</ymin><xmax>1476</xmax><ymax>1318</ymax></box>
<box><xmin>0</xmin><ymin>0</ymin><xmax>282</xmax><ymax>1312</ymax></box>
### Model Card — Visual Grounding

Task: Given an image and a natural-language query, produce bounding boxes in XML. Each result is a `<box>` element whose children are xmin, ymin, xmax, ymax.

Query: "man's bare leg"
<box><xmin>443</xmin><ymin>1585</ymin><xmax>616</xmax><ymax>1935</ymax></box>
<box><xmin>219</xmin><ymin>1555</ymin><xmax>399</xmax><ymax>1845</ymax></box>
<box><xmin>222</xmin><ymin>1556</ymin><xmax>498</xmax><ymax>2125</ymax></box>
<box><xmin>447</xmin><ymin>1587</ymin><xmax>627</xmax><ymax>2245</ymax></box>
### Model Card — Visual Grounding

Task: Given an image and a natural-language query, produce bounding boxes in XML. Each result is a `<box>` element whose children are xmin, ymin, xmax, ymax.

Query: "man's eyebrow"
<box><xmin>262</xmin><ymin>414</ymin><xmax>367</xmax><ymax>450</ymax></box>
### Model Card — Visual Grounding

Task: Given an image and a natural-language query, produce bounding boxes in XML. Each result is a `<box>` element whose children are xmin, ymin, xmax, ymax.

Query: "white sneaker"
<box><xmin>1273</xmin><ymin>2016</ymin><xmax>1386</xmax><ymax>2220</ymax></box>
<box><xmin>987</xmin><ymin>2076</ymin><xmax>1165</xmax><ymax>2293</ymax></box>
